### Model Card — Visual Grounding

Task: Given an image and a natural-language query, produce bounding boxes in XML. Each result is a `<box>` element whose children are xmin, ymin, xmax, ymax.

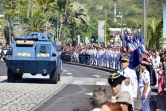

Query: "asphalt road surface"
<box><xmin>0</xmin><ymin>61</ymin><xmax>165</xmax><ymax>111</ymax></box>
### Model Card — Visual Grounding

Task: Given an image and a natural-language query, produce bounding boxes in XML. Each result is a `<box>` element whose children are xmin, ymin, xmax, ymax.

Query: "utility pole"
<box><xmin>104</xmin><ymin>10</ymin><xmax>107</xmax><ymax>47</ymax></box>
<box><xmin>144</xmin><ymin>0</ymin><xmax>146</xmax><ymax>43</ymax></box>
<box><xmin>120</xmin><ymin>11</ymin><xmax>122</xmax><ymax>36</ymax></box>
<box><xmin>117</xmin><ymin>11</ymin><xmax>123</xmax><ymax>36</ymax></box>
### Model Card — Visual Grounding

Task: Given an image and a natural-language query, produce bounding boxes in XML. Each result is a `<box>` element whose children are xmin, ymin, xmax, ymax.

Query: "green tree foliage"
<box><xmin>146</xmin><ymin>18</ymin><xmax>163</xmax><ymax>50</ymax></box>
<box><xmin>66</xmin><ymin>2</ymin><xmax>89</xmax><ymax>42</ymax></box>
<box><xmin>1</xmin><ymin>0</ymin><xmax>165</xmax><ymax>46</ymax></box>
<box><xmin>0</xmin><ymin>0</ymin><xmax>3</xmax><ymax>14</ymax></box>
<box><xmin>25</xmin><ymin>16</ymin><xmax>46</xmax><ymax>33</ymax></box>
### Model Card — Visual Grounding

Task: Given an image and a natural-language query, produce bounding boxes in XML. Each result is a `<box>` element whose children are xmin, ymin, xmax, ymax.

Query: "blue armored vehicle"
<box><xmin>5</xmin><ymin>32</ymin><xmax>62</xmax><ymax>84</ymax></box>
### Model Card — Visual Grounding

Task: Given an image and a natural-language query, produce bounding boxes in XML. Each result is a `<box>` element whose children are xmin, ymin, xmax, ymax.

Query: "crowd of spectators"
<box><xmin>61</xmin><ymin>44</ymin><xmax>166</xmax><ymax>111</ymax></box>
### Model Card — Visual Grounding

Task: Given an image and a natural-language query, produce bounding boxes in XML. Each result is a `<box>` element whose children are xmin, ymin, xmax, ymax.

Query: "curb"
<box><xmin>31</xmin><ymin>84</ymin><xmax>67</xmax><ymax>111</ymax></box>
<box><xmin>63</xmin><ymin>62</ymin><xmax>117</xmax><ymax>73</ymax></box>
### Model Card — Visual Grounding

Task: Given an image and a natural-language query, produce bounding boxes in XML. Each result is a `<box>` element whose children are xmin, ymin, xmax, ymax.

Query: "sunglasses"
<box><xmin>121</xmin><ymin>60</ymin><xmax>128</xmax><ymax>63</ymax></box>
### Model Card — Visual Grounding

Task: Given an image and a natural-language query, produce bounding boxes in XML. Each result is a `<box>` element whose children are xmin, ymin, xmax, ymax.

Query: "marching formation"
<box><xmin>61</xmin><ymin>44</ymin><xmax>121</xmax><ymax>69</ymax></box>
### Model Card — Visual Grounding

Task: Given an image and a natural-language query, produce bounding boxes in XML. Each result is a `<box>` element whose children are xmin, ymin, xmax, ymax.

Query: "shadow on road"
<box><xmin>151</xmin><ymin>95</ymin><xmax>166</xmax><ymax>110</ymax></box>
<box><xmin>1</xmin><ymin>78</ymin><xmax>50</xmax><ymax>84</ymax></box>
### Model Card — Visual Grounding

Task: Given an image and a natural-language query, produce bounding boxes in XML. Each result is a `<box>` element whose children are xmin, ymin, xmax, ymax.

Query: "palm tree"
<box><xmin>34</xmin><ymin>0</ymin><xmax>58</xmax><ymax>14</ymax></box>
<box><xmin>25</xmin><ymin>15</ymin><xmax>46</xmax><ymax>34</ymax></box>
<box><xmin>57</xmin><ymin>0</ymin><xmax>67</xmax><ymax>13</ymax></box>
<box><xmin>66</xmin><ymin>2</ymin><xmax>89</xmax><ymax>43</ymax></box>
<box><xmin>146</xmin><ymin>18</ymin><xmax>163</xmax><ymax>50</ymax></box>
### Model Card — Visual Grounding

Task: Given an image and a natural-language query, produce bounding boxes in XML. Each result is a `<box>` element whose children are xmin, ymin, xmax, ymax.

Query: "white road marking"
<box><xmin>92</xmin><ymin>75</ymin><xmax>100</xmax><ymax>78</ymax></box>
<box><xmin>0</xmin><ymin>75</ymin><xmax>70</xmax><ymax>84</ymax></box>
<box><xmin>0</xmin><ymin>76</ymin><xmax>7</xmax><ymax>81</ymax></box>
<box><xmin>66</xmin><ymin>73</ymin><xmax>72</xmax><ymax>75</ymax></box>
<box><xmin>84</xmin><ymin>92</ymin><xmax>93</xmax><ymax>96</ymax></box>
<box><xmin>62</xmin><ymin>70</ymin><xmax>68</xmax><ymax>72</ymax></box>
<box><xmin>0</xmin><ymin>75</ymin><xmax>108</xmax><ymax>86</ymax></box>
<box><xmin>72</xmin><ymin>80</ymin><xmax>84</xmax><ymax>85</ymax></box>
<box><xmin>96</xmin><ymin>81</ymin><xmax>107</xmax><ymax>85</ymax></box>
<box><xmin>0</xmin><ymin>76</ymin><xmax>7</xmax><ymax>79</ymax></box>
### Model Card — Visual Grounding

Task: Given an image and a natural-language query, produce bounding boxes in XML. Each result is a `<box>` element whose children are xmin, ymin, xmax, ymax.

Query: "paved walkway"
<box><xmin>0</xmin><ymin>83</ymin><xmax>66</xmax><ymax>111</ymax></box>
<box><xmin>134</xmin><ymin>86</ymin><xmax>166</xmax><ymax>111</ymax></box>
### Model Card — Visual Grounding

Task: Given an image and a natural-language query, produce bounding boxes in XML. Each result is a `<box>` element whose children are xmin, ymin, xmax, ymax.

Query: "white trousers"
<box><xmin>140</xmin><ymin>86</ymin><xmax>151</xmax><ymax>111</ymax></box>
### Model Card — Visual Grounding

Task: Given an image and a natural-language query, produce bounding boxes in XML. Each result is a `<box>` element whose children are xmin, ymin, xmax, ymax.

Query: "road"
<box><xmin>0</xmin><ymin>61</ymin><xmax>165</xmax><ymax>111</ymax></box>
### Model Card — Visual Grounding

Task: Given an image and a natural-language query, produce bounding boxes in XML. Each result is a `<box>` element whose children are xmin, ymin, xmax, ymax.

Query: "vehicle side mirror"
<box><xmin>52</xmin><ymin>52</ymin><xmax>56</xmax><ymax>57</ymax></box>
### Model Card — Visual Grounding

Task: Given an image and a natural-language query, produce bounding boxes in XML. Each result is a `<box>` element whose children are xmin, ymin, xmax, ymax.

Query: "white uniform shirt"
<box><xmin>152</xmin><ymin>56</ymin><xmax>160</xmax><ymax>69</ymax></box>
<box><xmin>139</xmin><ymin>70</ymin><xmax>151</xmax><ymax>97</ymax></box>
<box><xmin>139</xmin><ymin>70</ymin><xmax>150</xmax><ymax>87</ymax></box>
<box><xmin>92</xmin><ymin>108</ymin><xmax>100</xmax><ymax>111</ymax></box>
<box><xmin>93</xmin><ymin>49</ymin><xmax>97</xmax><ymax>56</ymax></box>
<box><xmin>149</xmin><ymin>56</ymin><xmax>153</xmax><ymax>61</ymax></box>
<box><xmin>118</xmin><ymin>67</ymin><xmax>138</xmax><ymax>98</ymax></box>
<box><xmin>4</xmin><ymin>50</ymin><xmax>7</xmax><ymax>54</ymax></box>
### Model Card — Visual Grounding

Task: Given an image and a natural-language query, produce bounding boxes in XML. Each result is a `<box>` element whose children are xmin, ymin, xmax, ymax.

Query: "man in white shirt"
<box><xmin>117</xmin><ymin>55</ymin><xmax>138</xmax><ymax>109</ymax></box>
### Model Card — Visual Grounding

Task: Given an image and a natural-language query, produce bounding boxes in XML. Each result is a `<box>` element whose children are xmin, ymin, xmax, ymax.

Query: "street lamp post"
<box><xmin>9</xmin><ymin>24</ymin><xmax>12</xmax><ymax>45</ymax></box>
<box><xmin>91</xmin><ymin>38</ymin><xmax>94</xmax><ymax>44</ymax></box>
<box><xmin>117</xmin><ymin>11</ymin><xmax>122</xmax><ymax>36</ymax></box>
<box><xmin>144</xmin><ymin>0</ymin><xmax>146</xmax><ymax>43</ymax></box>
<box><xmin>120</xmin><ymin>11</ymin><xmax>122</xmax><ymax>36</ymax></box>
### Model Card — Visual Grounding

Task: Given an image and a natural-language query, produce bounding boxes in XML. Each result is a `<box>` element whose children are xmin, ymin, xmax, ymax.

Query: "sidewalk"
<box><xmin>134</xmin><ymin>86</ymin><xmax>166</xmax><ymax>111</ymax></box>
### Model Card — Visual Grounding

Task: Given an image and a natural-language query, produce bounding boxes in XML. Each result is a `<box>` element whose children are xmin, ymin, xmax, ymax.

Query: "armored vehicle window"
<box><xmin>16</xmin><ymin>40</ymin><xmax>34</xmax><ymax>47</ymax></box>
<box><xmin>40</xmin><ymin>46</ymin><xmax>47</xmax><ymax>53</ymax></box>
<box><xmin>52</xmin><ymin>43</ymin><xmax>58</xmax><ymax>51</ymax></box>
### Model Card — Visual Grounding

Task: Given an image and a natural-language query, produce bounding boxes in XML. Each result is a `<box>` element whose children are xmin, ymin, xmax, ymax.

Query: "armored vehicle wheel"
<box><xmin>16</xmin><ymin>73</ymin><xmax>23</xmax><ymax>80</ymax></box>
<box><xmin>50</xmin><ymin>69</ymin><xmax>58</xmax><ymax>84</ymax></box>
<box><xmin>58</xmin><ymin>72</ymin><xmax>60</xmax><ymax>81</ymax></box>
<box><xmin>7</xmin><ymin>68</ymin><xmax>16</xmax><ymax>83</ymax></box>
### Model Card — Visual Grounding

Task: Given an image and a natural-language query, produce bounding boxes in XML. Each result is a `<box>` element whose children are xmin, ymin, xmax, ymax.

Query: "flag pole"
<box><xmin>143</xmin><ymin>0</ymin><xmax>146</xmax><ymax>47</ymax></box>
<box><xmin>105</xmin><ymin>10</ymin><xmax>107</xmax><ymax>47</ymax></box>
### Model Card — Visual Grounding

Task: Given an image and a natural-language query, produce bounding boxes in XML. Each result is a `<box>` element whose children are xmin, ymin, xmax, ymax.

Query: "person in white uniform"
<box><xmin>152</xmin><ymin>51</ymin><xmax>160</xmax><ymax>86</ymax></box>
<box><xmin>117</xmin><ymin>55</ymin><xmax>138</xmax><ymax>109</ymax></box>
<box><xmin>139</xmin><ymin>58</ymin><xmax>151</xmax><ymax>111</ymax></box>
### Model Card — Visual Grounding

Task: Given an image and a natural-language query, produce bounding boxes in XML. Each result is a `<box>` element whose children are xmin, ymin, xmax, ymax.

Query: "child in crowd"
<box><xmin>157</xmin><ymin>62</ymin><xmax>165</xmax><ymax>95</ymax></box>
<box><xmin>100</xmin><ymin>102</ymin><xmax>123</xmax><ymax>111</ymax></box>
